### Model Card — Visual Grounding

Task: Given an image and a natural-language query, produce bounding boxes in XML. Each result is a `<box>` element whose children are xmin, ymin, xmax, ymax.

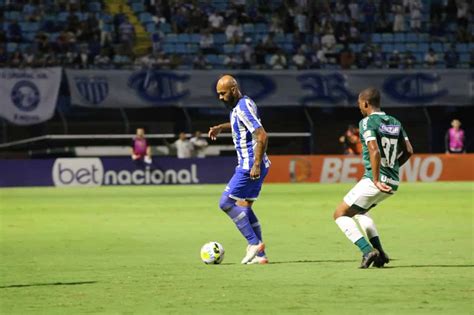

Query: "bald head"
<box><xmin>216</xmin><ymin>75</ymin><xmax>241</xmax><ymax>108</ymax></box>
<box><xmin>217</xmin><ymin>75</ymin><xmax>238</xmax><ymax>91</ymax></box>
<box><xmin>358</xmin><ymin>87</ymin><xmax>381</xmax><ymax>117</ymax></box>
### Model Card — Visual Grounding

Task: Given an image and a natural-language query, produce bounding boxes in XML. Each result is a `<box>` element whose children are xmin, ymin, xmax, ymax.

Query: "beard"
<box><xmin>221</xmin><ymin>95</ymin><xmax>238</xmax><ymax>110</ymax></box>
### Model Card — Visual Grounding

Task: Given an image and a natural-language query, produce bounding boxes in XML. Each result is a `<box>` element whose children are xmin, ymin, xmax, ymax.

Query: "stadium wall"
<box><xmin>0</xmin><ymin>154</ymin><xmax>472</xmax><ymax>187</ymax></box>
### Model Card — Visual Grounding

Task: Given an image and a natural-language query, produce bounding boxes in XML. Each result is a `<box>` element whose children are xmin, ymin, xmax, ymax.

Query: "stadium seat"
<box><xmin>146</xmin><ymin>23</ymin><xmax>156</xmax><ymax>33</ymax></box>
<box><xmin>223</xmin><ymin>44</ymin><xmax>235</xmax><ymax>54</ymax></box>
<box><xmin>190</xmin><ymin>34</ymin><xmax>201</xmax><ymax>44</ymax></box>
<box><xmin>7</xmin><ymin>42</ymin><xmax>18</xmax><ymax>53</ymax></box>
<box><xmin>177</xmin><ymin>34</ymin><xmax>190</xmax><ymax>43</ymax></box>
<box><xmin>139</xmin><ymin>12</ymin><xmax>153</xmax><ymax>24</ymax></box>
<box><xmin>213</xmin><ymin>33</ymin><xmax>226</xmax><ymax>45</ymax></box>
<box><xmin>382</xmin><ymin>33</ymin><xmax>393</xmax><ymax>43</ymax></box>
<box><xmin>394</xmin><ymin>33</ymin><xmax>405</xmax><ymax>43</ymax></box>
<box><xmin>243</xmin><ymin>24</ymin><xmax>255</xmax><ymax>34</ymax></box>
<box><xmin>371</xmin><ymin>33</ymin><xmax>382</xmax><ymax>44</ymax></box>
<box><xmin>132</xmin><ymin>2</ymin><xmax>145</xmax><ymax>13</ymax></box>
<box><xmin>165</xmin><ymin>33</ymin><xmax>178</xmax><ymax>43</ymax></box>
<box><xmin>430</xmin><ymin>43</ymin><xmax>443</xmax><ymax>53</ymax></box>
<box><xmin>88</xmin><ymin>2</ymin><xmax>102</xmax><ymax>12</ymax></box>
<box><xmin>382</xmin><ymin>44</ymin><xmax>394</xmax><ymax>53</ymax></box>
<box><xmin>406</xmin><ymin>33</ymin><xmax>418</xmax><ymax>42</ymax></box>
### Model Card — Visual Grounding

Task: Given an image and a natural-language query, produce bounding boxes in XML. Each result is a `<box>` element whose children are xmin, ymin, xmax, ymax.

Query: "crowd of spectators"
<box><xmin>0</xmin><ymin>0</ymin><xmax>473</xmax><ymax>70</ymax></box>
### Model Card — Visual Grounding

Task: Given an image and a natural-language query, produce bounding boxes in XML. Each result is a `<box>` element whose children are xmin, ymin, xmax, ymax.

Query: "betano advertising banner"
<box><xmin>66</xmin><ymin>69</ymin><xmax>473</xmax><ymax>108</ymax></box>
<box><xmin>266</xmin><ymin>154</ymin><xmax>474</xmax><ymax>183</ymax></box>
<box><xmin>0</xmin><ymin>67</ymin><xmax>62</xmax><ymax>125</ymax></box>
<box><xmin>0</xmin><ymin>154</ymin><xmax>472</xmax><ymax>187</ymax></box>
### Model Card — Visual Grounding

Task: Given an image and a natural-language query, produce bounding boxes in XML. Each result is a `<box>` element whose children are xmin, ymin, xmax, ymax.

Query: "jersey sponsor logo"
<box><xmin>75</xmin><ymin>76</ymin><xmax>108</xmax><ymax>105</ymax></box>
<box><xmin>380</xmin><ymin>175</ymin><xmax>400</xmax><ymax>186</ymax></box>
<box><xmin>379</xmin><ymin>123</ymin><xmax>400</xmax><ymax>136</ymax></box>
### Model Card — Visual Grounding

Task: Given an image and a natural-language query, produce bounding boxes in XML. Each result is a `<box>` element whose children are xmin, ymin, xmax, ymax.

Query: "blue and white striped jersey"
<box><xmin>230</xmin><ymin>96</ymin><xmax>271</xmax><ymax>170</ymax></box>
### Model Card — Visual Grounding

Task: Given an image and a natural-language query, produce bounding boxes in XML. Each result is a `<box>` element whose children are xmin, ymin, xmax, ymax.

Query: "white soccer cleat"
<box><xmin>241</xmin><ymin>242</ymin><xmax>265</xmax><ymax>264</ymax></box>
<box><xmin>246</xmin><ymin>255</ymin><xmax>269</xmax><ymax>265</ymax></box>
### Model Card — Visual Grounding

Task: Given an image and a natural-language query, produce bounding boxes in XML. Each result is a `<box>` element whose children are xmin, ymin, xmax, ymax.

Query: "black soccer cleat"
<box><xmin>373</xmin><ymin>251</ymin><xmax>390</xmax><ymax>268</ymax></box>
<box><xmin>359</xmin><ymin>249</ymin><xmax>380</xmax><ymax>269</ymax></box>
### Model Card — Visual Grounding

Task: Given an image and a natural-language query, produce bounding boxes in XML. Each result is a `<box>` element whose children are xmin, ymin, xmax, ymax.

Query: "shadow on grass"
<box><xmin>219</xmin><ymin>259</ymin><xmax>355</xmax><ymax>265</ymax></box>
<box><xmin>384</xmin><ymin>264</ymin><xmax>474</xmax><ymax>269</ymax></box>
<box><xmin>0</xmin><ymin>281</ymin><xmax>98</xmax><ymax>289</ymax></box>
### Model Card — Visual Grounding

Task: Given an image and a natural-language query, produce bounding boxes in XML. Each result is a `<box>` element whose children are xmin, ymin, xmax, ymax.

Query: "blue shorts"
<box><xmin>224</xmin><ymin>166</ymin><xmax>269</xmax><ymax>201</ymax></box>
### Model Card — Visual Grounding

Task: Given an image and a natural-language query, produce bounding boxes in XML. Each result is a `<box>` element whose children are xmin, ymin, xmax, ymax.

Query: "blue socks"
<box><xmin>355</xmin><ymin>237</ymin><xmax>373</xmax><ymax>256</ymax></box>
<box><xmin>247</xmin><ymin>208</ymin><xmax>266</xmax><ymax>257</ymax></box>
<box><xmin>219</xmin><ymin>195</ymin><xmax>260</xmax><ymax>245</ymax></box>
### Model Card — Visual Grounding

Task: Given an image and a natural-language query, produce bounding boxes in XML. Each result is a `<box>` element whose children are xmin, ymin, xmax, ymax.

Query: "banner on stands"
<box><xmin>0</xmin><ymin>154</ymin><xmax>472</xmax><ymax>187</ymax></box>
<box><xmin>65</xmin><ymin>69</ymin><xmax>473</xmax><ymax>108</ymax></box>
<box><xmin>0</xmin><ymin>67</ymin><xmax>61</xmax><ymax>125</ymax></box>
<box><xmin>265</xmin><ymin>154</ymin><xmax>474</xmax><ymax>183</ymax></box>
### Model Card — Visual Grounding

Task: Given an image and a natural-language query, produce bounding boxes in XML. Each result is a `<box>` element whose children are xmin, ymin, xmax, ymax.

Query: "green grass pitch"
<box><xmin>0</xmin><ymin>182</ymin><xmax>472</xmax><ymax>314</ymax></box>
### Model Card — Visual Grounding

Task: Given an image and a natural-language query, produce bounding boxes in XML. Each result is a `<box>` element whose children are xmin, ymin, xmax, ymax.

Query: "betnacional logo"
<box><xmin>52</xmin><ymin>158</ymin><xmax>199</xmax><ymax>187</ymax></box>
<box><xmin>52</xmin><ymin>158</ymin><xmax>104</xmax><ymax>187</ymax></box>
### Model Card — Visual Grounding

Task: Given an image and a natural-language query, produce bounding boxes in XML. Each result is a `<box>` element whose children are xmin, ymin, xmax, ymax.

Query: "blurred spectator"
<box><xmin>444</xmin><ymin>0</ymin><xmax>457</xmax><ymax>25</ymax></box>
<box><xmin>388</xmin><ymin>50</ymin><xmax>401</xmax><ymax>69</ymax></box>
<box><xmin>224</xmin><ymin>53</ymin><xmax>243</xmax><ymax>69</ymax></box>
<box><xmin>240</xmin><ymin>37</ymin><xmax>255</xmax><ymax>69</ymax></box>
<box><xmin>339</xmin><ymin>44</ymin><xmax>356</xmax><ymax>69</ymax></box>
<box><xmin>22</xmin><ymin>47</ymin><xmax>35</xmax><ymax>67</ymax></box>
<box><xmin>408</xmin><ymin>0</ymin><xmax>423</xmax><ymax>32</ymax></box>
<box><xmin>0</xmin><ymin>46</ymin><xmax>8</xmax><ymax>67</ymax></box>
<box><xmin>339</xmin><ymin>125</ymin><xmax>362</xmax><ymax>155</ymax></box>
<box><xmin>8</xmin><ymin>20</ymin><xmax>23</xmax><ymax>43</ymax></box>
<box><xmin>199</xmin><ymin>29</ymin><xmax>217</xmax><ymax>54</ymax></box>
<box><xmin>470</xmin><ymin>50</ymin><xmax>474</xmax><ymax>69</ymax></box>
<box><xmin>445</xmin><ymin>119</ymin><xmax>465</xmax><ymax>154</ymax></box>
<box><xmin>75</xmin><ymin>46</ymin><xmax>91</xmax><ymax>69</ymax></box>
<box><xmin>404</xmin><ymin>50</ymin><xmax>417</xmax><ymax>69</ymax></box>
<box><xmin>392</xmin><ymin>3</ymin><xmax>405</xmax><ymax>32</ymax></box>
<box><xmin>131</xmin><ymin>128</ymin><xmax>152</xmax><ymax>164</ymax></box>
<box><xmin>424</xmin><ymin>49</ymin><xmax>438</xmax><ymax>68</ymax></box>
<box><xmin>193</xmin><ymin>53</ymin><xmax>210</xmax><ymax>69</ymax></box>
<box><xmin>254</xmin><ymin>40</ymin><xmax>267</xmax><ymax>69</ymax></box>
<box><xmin>9</xmin><ymin>50</ymin><xmax>23</xmax><ymax>67</ymax></box>
<box><xmin>262</xmin><ymin>33</ymin><xmax>279</xmax><ymax>54</ymax></box>
<box><xmin>156</xmin><ymin>51</ymin><xmax>171</xmax><ymax>69</ymax></box>
<box><xmin>444</xmin><ymin>44</ymin><xmax>459</xmax><ymax>68</ymax></box>
<box><xmin>456</xmin><ymin>0</ymin><xmax>469</xmax><ymax>29</ymax></box>
<box><xmin>190</xmin><ymin>131</ymin><xmax>208</xmax><ymax>158</ymax></box>
<box><xmin>292</xmin><ymin>47</ymin><xmax>308</xmax><ymax>69</ymax></box>
<box><xmin>208</xmin><ymin>11</ymin><xmax>224</xmax><ymax>32</ymax></box>
<box><xmin>269</xmin><ymin>49</ymin><xmax>287</xmax><ymax>69</ymax></box>
<box><xmin>119</xmin><ymin>16</ymin><xmax>135</xmax><ymax>53</ymax></box>
<box><xmin>94</xmin><ymin>50</ymin><xmax>112</xmax><ymax>69</ymax></box>
<box><xmin>348</xmin><ymin>1</ymin><xmax>360</xmax><ymax>21</ymax></box>
<box><xmin>225</xmin><ymin>19</ymin><xmax>243</xmax><ymax>44</ymax></box>
<box><xmin>372</xmin><ymin>45</ymin><xmax>385</xmax><ymax>68</ymax></box>
<box><xmin>362</xmin><ymin>0</ymin><xmax>377</xmax><ymax>34</ymax></box>
<box><xmin>168</xmin><ymin>132</ymin><xmax>193</xmax><ymax>159</ymax></box>
<box><xmin>349</xmin><ymin>20</ymin><xmax>361</xmax><ymax>43</ymax></box>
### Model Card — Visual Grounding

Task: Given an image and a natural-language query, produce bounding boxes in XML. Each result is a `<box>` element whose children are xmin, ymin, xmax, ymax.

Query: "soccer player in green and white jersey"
<box><xmin>333</xmin><ymin>87</ymin><xmax>414</xmax><ymax>268</ymax></box>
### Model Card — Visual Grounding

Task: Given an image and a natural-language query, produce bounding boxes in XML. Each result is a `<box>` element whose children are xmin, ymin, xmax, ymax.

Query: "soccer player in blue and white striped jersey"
<box><xmin>208</xmin><ymin>75</ymin><xmax>270</xmax><ymax>264</ymax></box>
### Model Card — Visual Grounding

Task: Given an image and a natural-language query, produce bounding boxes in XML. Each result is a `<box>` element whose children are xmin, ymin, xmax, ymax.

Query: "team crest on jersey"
<box><xmin>379</xmin><ymin>123</ymin><xmax>400</xmax><ymax>135</ymax></box>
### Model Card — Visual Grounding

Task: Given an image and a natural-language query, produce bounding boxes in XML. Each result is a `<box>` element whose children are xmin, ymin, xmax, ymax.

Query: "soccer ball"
<box><xmin>200</xmin><ymin>241</ymin><xmax>225</xmax><ymax>264</ymax></box>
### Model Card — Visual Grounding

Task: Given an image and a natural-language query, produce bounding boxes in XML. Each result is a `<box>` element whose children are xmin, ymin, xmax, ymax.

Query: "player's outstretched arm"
<box><xmin>367</xmin><ymin>140</ymin><xmax>392</xmax><ymax>193</ymax></box>
<box><xmin>250</xmin><ymin>127</ymin><xmax>268</xmax><ymax>180</ymax></box>
<box><xmin>208</xmin><ymin>122</ymin><xmax>231</xmax><ymax>140</ymax></box>
<box><xmin>398</xmin><ymin>139</ymin><xmax>414</xmax><ymax>166</ymax></box>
